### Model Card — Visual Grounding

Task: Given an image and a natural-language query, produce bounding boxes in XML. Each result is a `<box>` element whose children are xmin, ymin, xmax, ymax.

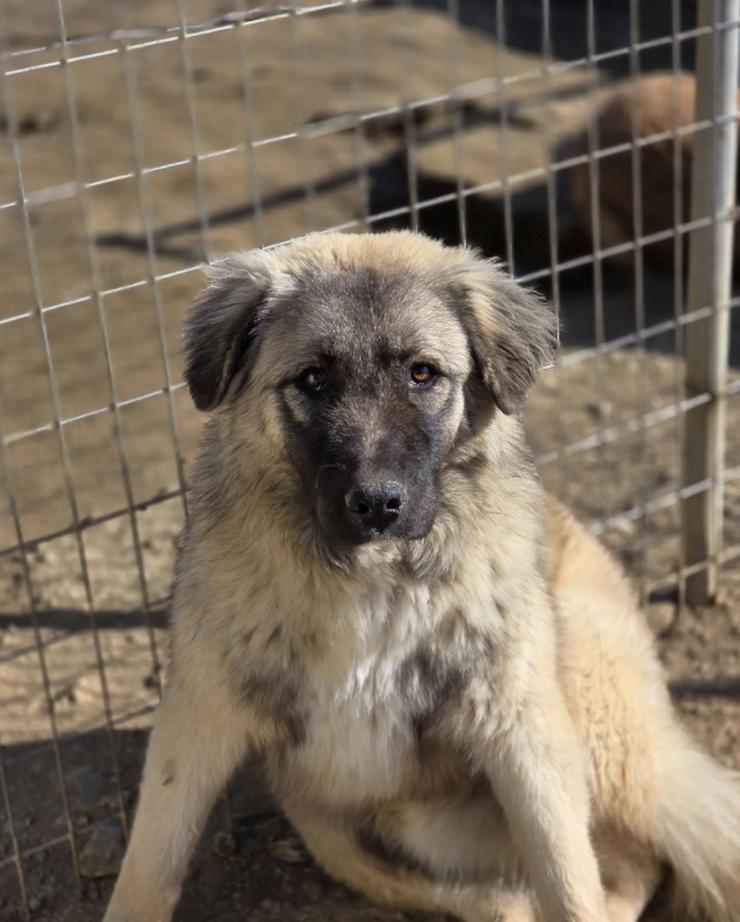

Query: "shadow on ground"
<box><xmin>96</xmin><ymin>134</ymin><xmax>740</xmax><ymax>366</ymax></box>
<box><xmin>401</xmin><ymin>0</ymin><xmax>699</xmax><ymax>78</ymax></box>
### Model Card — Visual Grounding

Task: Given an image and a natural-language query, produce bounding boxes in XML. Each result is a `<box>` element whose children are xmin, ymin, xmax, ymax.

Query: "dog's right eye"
<box><xmin>296</xmin><ymin>367</ymin><xmax>326</xmax><ymax>394</ymax></box>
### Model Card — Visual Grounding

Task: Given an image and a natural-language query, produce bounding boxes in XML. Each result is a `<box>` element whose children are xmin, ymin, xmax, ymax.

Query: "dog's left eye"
<box><xmin>297</xmin><ymin>367</ymin><xmax>326</xmax><ymax>393</ymax></box>
<box><xmin>410</xmin><ymin>364</ymin><xmax>438</xmax><ymax>386</ymax></box>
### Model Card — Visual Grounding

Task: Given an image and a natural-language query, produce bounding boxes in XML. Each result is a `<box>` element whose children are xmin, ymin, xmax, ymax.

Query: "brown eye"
<box><xmin>410</xmin><ymin>364</ymin><xmax>437</xmax><ymax>386</ymax></box>
<box><xmin>297</xmin><ymin>367</ymin><xmax>325</xmax><ymax>393</ymax></box>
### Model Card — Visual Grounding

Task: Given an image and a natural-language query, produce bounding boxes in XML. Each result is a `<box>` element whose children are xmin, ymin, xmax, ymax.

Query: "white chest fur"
<box><xmin>275</xmin><ymin>675</ymin><xmax>420</xmax><ymax>807</ymax></box>
<box><xmin>266</xmin><ymin>580</ymin><xmax>438</xmax><ymax>807</ymax></box>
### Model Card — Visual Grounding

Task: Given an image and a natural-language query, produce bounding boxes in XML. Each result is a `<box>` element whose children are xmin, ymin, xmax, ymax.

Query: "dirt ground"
<box><xmin>0</xmin><ymin>1</ymin><xmax>739</xmax><ymax>921</ymax></box>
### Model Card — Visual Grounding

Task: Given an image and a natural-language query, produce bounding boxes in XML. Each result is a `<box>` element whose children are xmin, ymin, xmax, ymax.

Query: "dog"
<box><xmin>103</xmin><ymin>231</ymin><xmax>740</xmax><ymax>922</ymax></box>
<box><xmin>567</xmin><ymin>71</ymin><xmax>740</xmax><ymax>274</ymax></box>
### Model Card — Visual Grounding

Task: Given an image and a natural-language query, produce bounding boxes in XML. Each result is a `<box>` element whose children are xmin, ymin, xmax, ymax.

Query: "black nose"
<box><xmin>345</xmin><ymin>482</ymin><xmax>407</xmax><ymax>532</ymax></box>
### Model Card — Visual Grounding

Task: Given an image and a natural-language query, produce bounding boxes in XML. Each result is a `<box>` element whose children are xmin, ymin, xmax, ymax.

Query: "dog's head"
<box><xmin>184</xmin><ymin>232</ymin><xmax>557</xmax><ymax>549</ymax></box>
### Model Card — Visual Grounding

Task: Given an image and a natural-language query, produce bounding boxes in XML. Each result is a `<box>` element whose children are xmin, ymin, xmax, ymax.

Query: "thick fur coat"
<box><xmin>104</xmin><ymin>232</ymin><xmax>740</xmax><ymax>922</ymax></box>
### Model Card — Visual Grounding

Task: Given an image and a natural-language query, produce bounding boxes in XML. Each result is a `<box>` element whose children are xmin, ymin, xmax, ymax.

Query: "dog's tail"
<box><xmin>649</xmin><ymin>726</ymin><xmax>740</xmax><ymax>921</ymax></box>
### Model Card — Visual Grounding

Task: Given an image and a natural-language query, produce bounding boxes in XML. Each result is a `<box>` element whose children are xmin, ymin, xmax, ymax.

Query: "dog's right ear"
<box><xmin>184</xmin><ymin>250</ymin><xmax>278</xmax><ymax>412</ymax></box>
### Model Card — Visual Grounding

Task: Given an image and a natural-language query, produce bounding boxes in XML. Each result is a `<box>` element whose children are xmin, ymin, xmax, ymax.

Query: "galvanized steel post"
<box><xmin>682</xmin><ymin>0</ymin><xmax>740</xmax><ymax>604</ymax></box>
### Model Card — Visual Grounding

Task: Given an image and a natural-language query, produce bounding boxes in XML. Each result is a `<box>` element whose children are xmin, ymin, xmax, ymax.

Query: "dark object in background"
<box><xmin>567</xmin><ymin>71</ymin><xmax>740</xmax><ymax>275</ymax></box>
<box><xmin>412</xmin><ymin>0</ymin><xmax>699</xmax><ymax>78</ymax></box>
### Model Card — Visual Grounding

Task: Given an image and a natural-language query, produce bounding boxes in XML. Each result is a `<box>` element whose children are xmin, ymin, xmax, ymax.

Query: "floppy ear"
<box><xmin>184</xmin><ymin>250</ymin><xmax>278</xmax><ymax>411</ymax></box>
<box><xmin>453</xmin><ymin>254</ymin><xmax>559</xmax><ymax>415</ymax></box>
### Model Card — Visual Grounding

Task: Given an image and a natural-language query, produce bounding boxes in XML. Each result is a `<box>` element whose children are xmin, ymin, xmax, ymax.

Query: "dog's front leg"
<box><xmin>461</xmin><ymin>679</ymin><xmax>606</xmax><ymax>922</ymax></box>
<box><xmin>103</xmin><ymin>675</ymin><xmax>251</xmax><ymax>922</ymax></box>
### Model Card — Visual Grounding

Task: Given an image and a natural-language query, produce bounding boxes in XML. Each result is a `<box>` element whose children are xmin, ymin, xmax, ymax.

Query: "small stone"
<box><xmin>79</xmin><ymin>819</ymin><xmax>125</xmax><ymax>878</ymax></box>
<box><xmin>211</xmin><ymin>830</ymin><xmax>237</xmax><ymax>858</ymax></box>
<box><xmin>67</xmin><ymin>768</ymin><xmax>104</xmax><ymax>811</ymax></box>
<box><xmin>27</xmin><ymin>896</ymin><xmax>41</xmax><ymax>912</ymax></box>
<box><xmin>142</xmin><ymin>672</ymin><xmax>160</xmax><ymax>690</ymax></box>
<box><xmin>93</xmin><ymin>793</ymin><xmax>125</xmax><ymax>819</ymax></box>
<box><xmin>268</xmin><ymin>836</ymin><xmax>306</xmax><ymax>864</ymax></box>
<box><xmin>646</xmin><ymin>603</ymin><xmax>677</xmax><ymax>637</ymax></box>
<box><xmin>585</xmin><ymin>399</ymin><xmax>612</xmax><ymax>421</ymax></box>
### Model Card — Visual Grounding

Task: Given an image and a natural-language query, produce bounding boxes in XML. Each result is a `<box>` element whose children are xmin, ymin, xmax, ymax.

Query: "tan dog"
<box><xmin>104</xmin><ymin>232</ymin><xmax>740</xmax><ymax>922</ymax></box>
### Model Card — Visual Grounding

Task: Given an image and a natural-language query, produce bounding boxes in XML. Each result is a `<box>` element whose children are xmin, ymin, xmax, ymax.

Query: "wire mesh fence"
<box><xmin>0</xmin><ymin>0</ymin><xmax>739</xmax><ymax>918</ymax></box>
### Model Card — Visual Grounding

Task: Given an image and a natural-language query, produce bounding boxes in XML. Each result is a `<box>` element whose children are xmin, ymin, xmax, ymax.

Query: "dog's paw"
<box><xmin>102</xmin><ymin>909</ymin><xmax>135</xmax><ymax>922</ymax></box>
<box><xmin>458</xmin><ymin>891</ymin><xmax>537</xmax><ymax>922</ymax></box>
<box><xmin>102</xmin><ymin>898</ymin><xmax>169</xmax><ymax>922</ymax></box>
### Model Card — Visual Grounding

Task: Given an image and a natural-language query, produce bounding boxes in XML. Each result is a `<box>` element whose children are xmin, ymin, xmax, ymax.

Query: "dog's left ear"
<box><xmin>452</xmin><ymin>254</ymin><xmax>559</xmax><ymax>415</ymax></box>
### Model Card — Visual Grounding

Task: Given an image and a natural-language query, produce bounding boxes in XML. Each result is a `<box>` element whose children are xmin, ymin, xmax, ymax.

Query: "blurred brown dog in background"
<box><xmin>104</xmin><ymin>232</ymin><xmax>740</xmax><ymax>922</ymax></box>
<box><xmin>569</xmin><ymin>72</ymin><xmax>740</xmax><ymax>273</ymax></box>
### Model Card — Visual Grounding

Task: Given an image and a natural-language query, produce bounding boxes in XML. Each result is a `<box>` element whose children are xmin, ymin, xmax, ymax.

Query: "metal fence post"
<box><xmin>682</xmin><ymin>0</ymin><xmax>740</xmax><ymax>605</ymax></box>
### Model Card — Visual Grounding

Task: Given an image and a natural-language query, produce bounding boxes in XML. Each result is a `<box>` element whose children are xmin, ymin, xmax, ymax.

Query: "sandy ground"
<box><xmin>0</xmin><ymin>1</ymin><xmax>739</xmax><ymax>920</ymax></box>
